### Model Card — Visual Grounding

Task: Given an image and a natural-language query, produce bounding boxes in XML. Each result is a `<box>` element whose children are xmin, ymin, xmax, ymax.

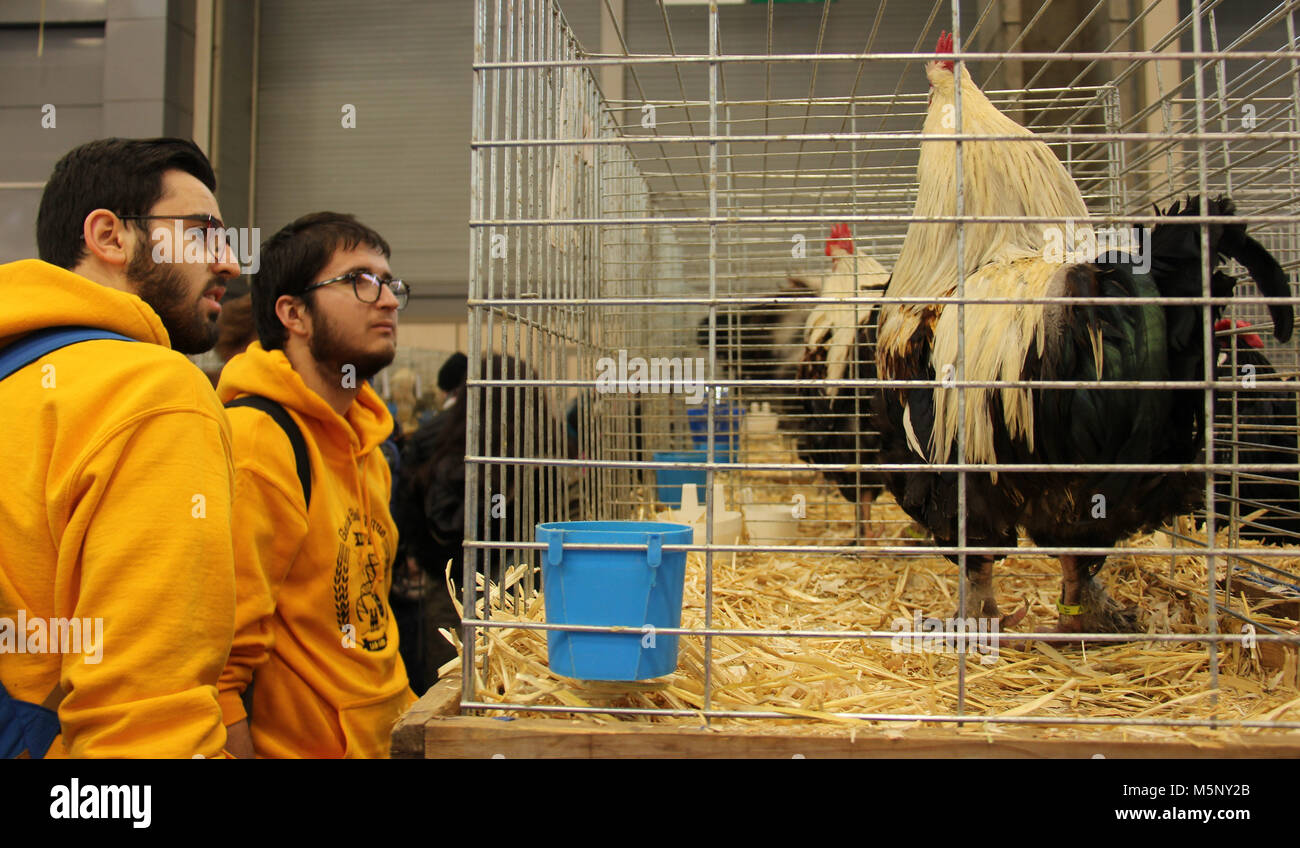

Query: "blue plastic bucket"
<box><xmin>653</xmin><ymin>449</ymin><xmax>731</xmax><ymax>506</ymax></box>
<box><xmin>537</xmin><ymin>521</ymin><xmax>693</xmax><ymax>681</ymax></box>
<box><xmin>687</xmin><ymin>405</ymin><xmax>744</xmax><ymax>460</ymax></box>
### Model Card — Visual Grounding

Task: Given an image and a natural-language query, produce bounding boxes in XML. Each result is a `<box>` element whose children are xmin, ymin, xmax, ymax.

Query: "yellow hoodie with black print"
<box><xmin>216</xmin><ymin>342</ymin><xmax>414</xmax><ymax>758</ymax></box>
<box><xmin>0</xmin><ymin>259</ymin><xmax>235</xmax><ymax>758</ymax></box>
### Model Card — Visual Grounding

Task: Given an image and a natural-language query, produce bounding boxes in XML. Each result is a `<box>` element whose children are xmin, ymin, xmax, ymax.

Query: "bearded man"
<box><xmin>217</xmin><ymin>212</ymin><xmax>415</xmax><ymax>758</ymax></box>
<box><xmin>0</xmin><ymin>137</ymin><xmax>241</xmax><ymax>758</ymax></box>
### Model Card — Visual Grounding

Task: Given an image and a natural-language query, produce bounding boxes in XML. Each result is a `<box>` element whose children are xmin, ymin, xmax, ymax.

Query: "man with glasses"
<box><xmin>0</xmin><ymin>137</ymin><xmax>240</xmax><ymax>757</ymax></box>
<box><xmin>216</xmin><ymin>212</ymin><xmax>415</xmax><ymax>758</ymax></box>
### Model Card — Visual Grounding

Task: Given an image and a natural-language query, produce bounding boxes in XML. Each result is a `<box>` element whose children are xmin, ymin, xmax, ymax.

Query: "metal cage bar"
<box><xmin>464</xmin><ymin>0</ymin><xmax>1300</xmax><ymax>734</ymax></box>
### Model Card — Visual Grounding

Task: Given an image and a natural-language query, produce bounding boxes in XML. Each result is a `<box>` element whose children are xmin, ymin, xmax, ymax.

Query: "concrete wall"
<box><xmin>210</xmin><ymin>0</ymin><xmax>255</xmax><ymax>228</ymax></box>
<box><xmin>0</xmin><ymin>0</ymin><xmax>198</xmax><ymax>261</ymax></box>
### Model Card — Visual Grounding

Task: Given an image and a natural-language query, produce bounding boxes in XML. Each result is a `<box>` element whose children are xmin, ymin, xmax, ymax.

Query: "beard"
<box><xmin>125</xmin><ymin>246</ymin><xmax>220</xmax><ymax>355</ymax></box>
<box><xmin>306</xmin><ymin>304</ymin><xmax>396</xmax><ymax>383</ymax></box>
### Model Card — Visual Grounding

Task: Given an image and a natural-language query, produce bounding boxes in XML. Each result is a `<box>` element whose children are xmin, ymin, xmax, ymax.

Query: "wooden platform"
<box><xmin>390</xmin><ymin>674</ymin><xmax>1300</xmax><ymax>759</ymax></box>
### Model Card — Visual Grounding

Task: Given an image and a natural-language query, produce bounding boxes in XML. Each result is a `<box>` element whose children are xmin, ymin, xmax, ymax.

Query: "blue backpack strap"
<box><xmin>0</xmin><ymin>682</ymin><xmax>62</xmax><ymax>759</ymax></box>
<box><xmin>224</xmin><ymin>395</ymin><xmax>312</xmax><ymax>508</ymax></box>
<box><xmin>0</xmin><ymin>326</ymin><xmax>136</xmax><ymax>381</ymax></box>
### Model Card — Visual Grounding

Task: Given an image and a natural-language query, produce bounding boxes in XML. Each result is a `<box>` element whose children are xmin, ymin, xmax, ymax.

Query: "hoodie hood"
<box><xmin>0</xmin><ymin>259</ymin><xmax>171</xmax><ymax>348</ymax></box>
<box><xmin>217</xmin><ymin>341</ymin><xmax>393</xmax><ymax>455</ymax></box>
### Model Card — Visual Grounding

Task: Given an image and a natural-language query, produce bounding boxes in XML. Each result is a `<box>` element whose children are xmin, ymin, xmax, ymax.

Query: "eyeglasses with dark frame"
<box><xmin>303</xmin><ymin>269</ymin><xmax>410</xmax><ymax>311</ymax></box>
<box><xmin>116</xmin><ymin>213</ymin><xmax>235</xmax><ymax>254</ymax></box>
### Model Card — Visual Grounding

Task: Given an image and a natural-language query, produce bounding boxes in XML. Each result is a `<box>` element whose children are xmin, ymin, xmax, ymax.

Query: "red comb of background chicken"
<box><xmin>826</xmin><ymin>223</ymin><xmax>854</xmax><ymax>256</ymax></box>
<box><xmin>935</xmin><ymin>31</ymin><xmax>954</xmax><ymax>72</ymax></box>
<box><xmin>1214</xmin><ymin>317</ymin><xmax>1265</xmax><ymax>349</ymax></box>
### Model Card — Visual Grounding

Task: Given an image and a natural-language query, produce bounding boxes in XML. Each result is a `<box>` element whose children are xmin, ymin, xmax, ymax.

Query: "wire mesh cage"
<box><xmin>461</xmin><ymin>0</ymin><xmax>1300</xmax><ymax>738</ymax></box>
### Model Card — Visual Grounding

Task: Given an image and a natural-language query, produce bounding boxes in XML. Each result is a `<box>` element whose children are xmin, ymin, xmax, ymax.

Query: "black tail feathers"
<box><xmin>1219</xmin><ymin>228</ymin><xmax>1293</xmax><ymax>342</ymax></box>
<box><xmin>1151</xmin><ymin>195</ymin><xmax>1294</xmax><ymax>343</ymax></box>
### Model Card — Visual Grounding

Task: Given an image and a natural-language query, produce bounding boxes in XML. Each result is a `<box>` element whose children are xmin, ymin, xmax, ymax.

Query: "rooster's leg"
<box><xmin>961</xmin><ymin>558</ymin><xmax>999</xmax><ymax>619</ymax></box>
<box><xmin>1055</xmin><ymin>554</ymin><xmax>1138</xmax><ymax>635</ymax></box>
<box><xmin>958</xmin><ymin>558</ymin><xmax>1026</xmax><ymax>627</ymax></box>
<box><xmin>856</xmin><ymin>497</ymin><xmax>873</xmax><ymax>540</ymax></box>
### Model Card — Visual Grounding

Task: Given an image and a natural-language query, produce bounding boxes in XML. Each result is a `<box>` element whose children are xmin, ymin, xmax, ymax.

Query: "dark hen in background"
<box><xmin>1212</xmin><ymin>320</ymin><xmax>1300</xmax><ymax>545</ymax></box>
<box><xmin>696</xmin><ymin>278</ymin><xmax>817</xmax><ymax>410</ymax></box>
<box><xmin>793</xmin><ymin>224</ymin><xmax>890</xmax><ymax>532</ymax></box>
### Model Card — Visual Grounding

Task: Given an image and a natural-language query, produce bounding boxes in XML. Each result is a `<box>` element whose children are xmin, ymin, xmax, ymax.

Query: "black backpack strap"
<box><xmin>224</xmin><ymin>396</ymin><xmax>312</xmax><ymax>508</ymax></box>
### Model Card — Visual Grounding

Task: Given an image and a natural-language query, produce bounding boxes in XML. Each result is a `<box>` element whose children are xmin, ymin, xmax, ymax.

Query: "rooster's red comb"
<box><xmin>826</xmin><ymin>223</ymin><xmax>854</xmax><ymax>256</ymax></box>
<box><xmin>1214</xmin><ymin>318</ymin><xmax>1265</xmax><ymax>349</ymax></box>
<box><xmin>935</xmin><ymin>31</ymin><xmax>954</xmax><ymax>72</ymax></box>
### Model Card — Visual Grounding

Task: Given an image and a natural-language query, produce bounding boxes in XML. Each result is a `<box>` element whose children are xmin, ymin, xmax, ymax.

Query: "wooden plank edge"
<box><xmin>390</xmin><ymin>673</ymin><xmax>462</xmax><ymax>759</ymax></box>
<box><xmin>421</xmin><ymin>716</ymin><xmax>1300</xmax><ymax>759</ymax></box>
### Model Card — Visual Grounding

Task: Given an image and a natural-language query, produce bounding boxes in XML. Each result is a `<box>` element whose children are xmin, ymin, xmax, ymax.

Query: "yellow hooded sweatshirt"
<box><xmin>216</xmin><ymin>342</ymin><xmax>414</xmax><ymax>758</ymax></box>
<box><xmin>0</xmin><ymin>259</ymin><xmax>236</xmax><ymax>758</ymax></box>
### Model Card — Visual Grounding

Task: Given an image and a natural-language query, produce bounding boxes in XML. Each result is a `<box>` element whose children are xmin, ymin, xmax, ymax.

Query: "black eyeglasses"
<box><xmin>117</xmin><ymin>213</ymin><xmax>234</xmax><ymax>252</ymax></box>
<box><xmin>303</xmin><ymin>269</ymin><xmax>410</xmax><ymax>311</ymax></box>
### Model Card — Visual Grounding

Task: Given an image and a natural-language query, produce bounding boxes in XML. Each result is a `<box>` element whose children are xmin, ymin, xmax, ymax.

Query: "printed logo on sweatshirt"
<box><xmin>333</xmin><ymin>509</ymin><xmax>393</xmax><ymax>652</ymax></box>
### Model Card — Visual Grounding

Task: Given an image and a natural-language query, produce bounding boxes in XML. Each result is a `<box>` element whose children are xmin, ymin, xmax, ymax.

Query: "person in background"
<box><xmin>0</xmin><ymin>137</ymin><xmax>240</xmax><ymax>758</ymax></box>
<box><xmin>395</xmin><ymin>354</ymin><xmax>562</xmax><ymax>689</ymax></box>
<box><xmin>437</xmin><ymin>352</ymin><xmax>467</xmax><ymax>410</ymax></box>
<box><xmin>391</xmin><ymin>352</ymin><xmax>467</xmax><ymax>692</ymax></box>
<box><xmin>384</xmin><ymin>403</ymin><xmax>428</xmax><ymax>695</ymax></box>
<box><xmin>387</xmin><ymin>367</ymin><xmax>422</xmax><ymax>435</ymax></box>
<box><xmin>201</xmin><ymin>277</ymin><xmax>258</xmax><ymax>387</ymax></box>
<box><xmin>217</xmin><ymin>211</ymin><xmax>415</xmax><ymax>758</ymax></box>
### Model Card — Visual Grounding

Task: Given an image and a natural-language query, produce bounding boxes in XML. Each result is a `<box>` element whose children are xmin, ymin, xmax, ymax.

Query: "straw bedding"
<box><xmin>445</xmin><ymin>441</ymin><xmax>1300</xmax><ymax>742</ymax></box>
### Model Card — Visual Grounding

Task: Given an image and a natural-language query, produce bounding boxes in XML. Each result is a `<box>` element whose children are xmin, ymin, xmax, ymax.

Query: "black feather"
<box><xmin>1213</xmin><ymin>336</ymin><xmax>1300</xmax><ymax>545</ymax></box>
<box><xmin>868</xmin><ymin>196</ymin><xmax>1293</xmax><ymax>622</ymax></box>
<box><xmin>794</xmin><ymin>306</ymin><xmax>885</xmax><ymax>506</ymax></box>
<box><xmin>1219</xmin><ymin>231</ymin><xmax>1293</xmax><ymax>342</ymax></box>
